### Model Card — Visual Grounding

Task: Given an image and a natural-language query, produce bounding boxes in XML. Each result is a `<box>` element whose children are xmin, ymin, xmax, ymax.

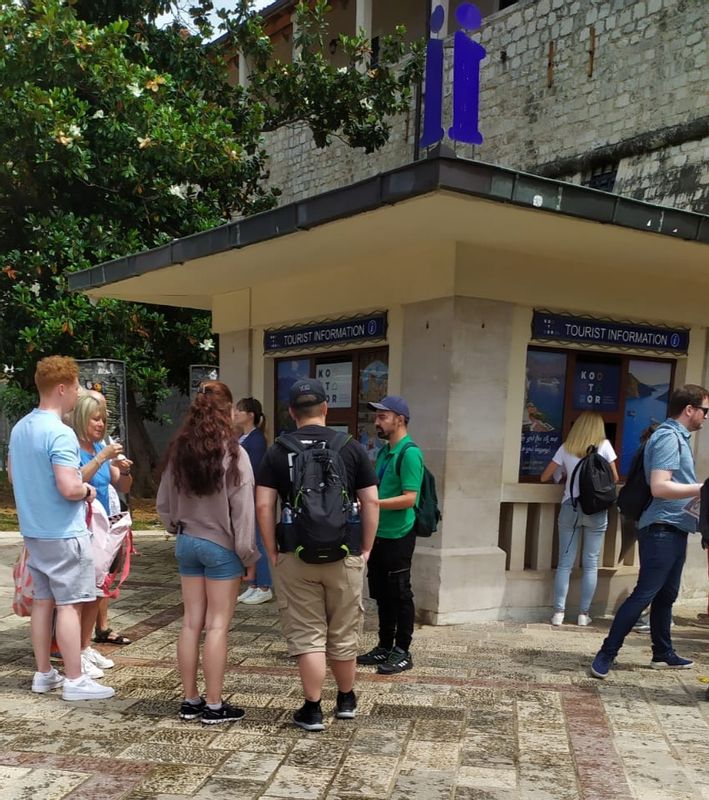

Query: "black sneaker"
<box><xmin>335</xmin><ymin>690</ymin><xmax>357</xmax><ymax>720</ymax></box>
<box><xmin>377</xmin><ymin>646</ymin><xmax>413</xmax><ymax>675</ymax></box>
<box><xmin>179</xmin><ymin>697</ymin><xmax>206</xmax><ymax>720</ymax></box>
<box><xmin>201</xmin><ymin>702</ymin><xmax>245</xmax><ymax>725</ymax></box>
<box><xmin>357</xmin><ymin>646</ymin><xmax>390</xmax><ymax>666</ymax></box>
<box><xmin>293</xmin><ymin>701</ymin><xmax>325</xmax><ymax>732</ymax></box>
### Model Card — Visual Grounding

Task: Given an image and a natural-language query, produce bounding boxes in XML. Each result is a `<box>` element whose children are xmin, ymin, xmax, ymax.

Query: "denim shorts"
<box><xmin>175</xmin><ymin>533</ymin><xmax>245</xmax><ymax>580</ymax></box>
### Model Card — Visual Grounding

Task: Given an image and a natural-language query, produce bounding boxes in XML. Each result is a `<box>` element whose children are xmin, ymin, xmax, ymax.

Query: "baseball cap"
<box><xmin>289</xmin><ymin>378</ymin><xmax>327</xmax><ymax>408</ymax></box>
<box><xmin>367</xmin><ymin>395</ymin><xmax>410</xmax><ymax>421</ymax></box>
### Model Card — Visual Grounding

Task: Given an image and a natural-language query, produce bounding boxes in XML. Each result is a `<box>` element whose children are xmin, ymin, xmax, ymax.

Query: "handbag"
<box><xmin>86</xmin><ymin>500</ymin><xmax>134</xmax><ymax>598</ymax></box>
<box><xmin>12</xmin><ymin>544</ymin><xmax>33</xmax><ymax>617</ymax></box>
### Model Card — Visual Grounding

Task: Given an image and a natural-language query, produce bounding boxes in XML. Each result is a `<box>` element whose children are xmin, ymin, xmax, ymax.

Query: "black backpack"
<box><xmin>617</xmin><ymin>428</ymin><xmax>683</xmax><ymax>521</ymax></box>
<box><xmin>396</xmin><ymin>442</ymin><xmax>442</xmax><ymax>537</ymax></box>
<box><xmin>276</xmin><ymin>431</ymin><xmax>353</xmax><ymax>563</ymax></box>
<box><xmin>570</xmin><ymin>445</ymin><xmax>617</xmax><ymax>515</ymax></box>
<box><xmin>616</xmin><ymin>443</ymin><xmax>652</xmax><ymax>521</ymax></box>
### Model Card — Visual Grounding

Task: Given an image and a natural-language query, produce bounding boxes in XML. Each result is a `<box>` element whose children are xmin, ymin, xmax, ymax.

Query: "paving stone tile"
<box><xmin>390</xmin><ymin>768</ymin><xmax>456</xmax><ymax>800</ymax></box>
<box><xmin>4</xmin><ymin>767</ymin><xmax>89</xmax><ymax>799</ymax></box>
<box><xmin>454</xmin><ymin>789</ymin><xmax>521</xmax><ymax>800</ymax></box>
<box><xmin>117</xmin><ymin>742</ymin><xmax>226</xmax><ymax>765</ymax></box>
<box><xmin>284</xmin><ymin>739</ymin><xmax>347</xmax><ymax>768</ymax></box>
<box><xmin>327</xmin><ymin>753</ymin><xmax>398</xmax><ymax>798</ymax></box>
<box><xmin>457</xmin><ymin>766</ymin><xmax>518</xmax><ymax>789</ymax></box>
<box><xmin>349</xmin><ymin>728</ymin><xmax>409</xmax><ymax>756</ymax></box>
<box><xmin>215</xmin><ymin>750</ymin><xmax>283</xmax><ymax>781</ymax></box>
<box><xmin>134</xmin><ymin>765</ymin><xmax>208</xmax><ymax>795</ymax></box>
<box><xmin>262</xmin><ymin>765</ymin><xmax>335</xmax><ymax>799</ymax></box>
<box><xmin>402</xmin><ymin>739</ymin><xmax>461</xmax><ymax>770</ymax></box>
<box><xmin>193</xmin><ymin>778</ymin><xmax>265</xmax><ymax>799</ymax></box>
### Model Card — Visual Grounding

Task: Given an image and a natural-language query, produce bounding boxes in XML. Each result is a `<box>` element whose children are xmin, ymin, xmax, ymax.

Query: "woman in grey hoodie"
<box><xmin>157</xmin><ymin>380</ymin><xmax>258</xmax><ymax>724</ymax></box>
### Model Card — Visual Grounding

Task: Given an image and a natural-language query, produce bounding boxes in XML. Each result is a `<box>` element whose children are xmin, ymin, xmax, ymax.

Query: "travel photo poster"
<box><xmin>520</xmin><ymin>350</ymin><xmax>568</xmax><ymax>477</ymax></box>
<box><xmin>620</xmin><ymin>359</ymin><xmax>672</xmax><ymax>474</ymax></box>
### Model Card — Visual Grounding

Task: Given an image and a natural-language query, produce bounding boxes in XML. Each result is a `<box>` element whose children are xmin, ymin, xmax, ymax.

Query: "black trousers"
<box><xmin>367</xmin><ymin>528</ymin><xmax>416</xmax><ymax>652</ymax></box>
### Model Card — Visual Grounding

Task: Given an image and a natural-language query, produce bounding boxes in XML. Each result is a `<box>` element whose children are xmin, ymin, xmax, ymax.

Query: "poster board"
<box><xmin>189</xmin><ymin>365</ymin><xmax>219</xmax><ymax>399</ymax></box>
<box><xmin>77</xmin><ymin>359</ymin><xmax>128</xmax><ymax>453</ymax></box>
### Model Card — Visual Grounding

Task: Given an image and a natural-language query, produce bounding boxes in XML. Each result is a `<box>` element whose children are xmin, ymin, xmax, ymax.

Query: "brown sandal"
<box><xmin>93</xmin><ymin>627</ymin><xmax>132</xmax><ymax>645</ymax></box>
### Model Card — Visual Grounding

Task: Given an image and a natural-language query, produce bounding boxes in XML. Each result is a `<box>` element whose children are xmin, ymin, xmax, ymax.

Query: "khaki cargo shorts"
<box><xmin>273</xmin><ymin>553</ymin><xmax>365</xmax><ymax>660</ymax></box>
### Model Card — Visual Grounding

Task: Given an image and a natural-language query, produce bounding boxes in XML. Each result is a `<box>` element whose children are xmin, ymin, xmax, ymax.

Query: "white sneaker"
<box><xmin>32</xmin><ymin>667</ymin><xmax>64</xmax><ymax>694</ymax></box>
<box><xmin>241</xmin><ymin>588</ymin><xmax>273</xmax><ymax>605</ymax></box>
<box><xmin>81</xmin><ymin>652</ymin><xmax>104</xmax><ymax>679</ymax></box>
<box><xmin>550</xmin><ymin>611</ymin><xmax>565</xmax><ymax>626</ymax></box>
<box><xmin>238</xmin><ymin>586</ymin><xmax>256</xmax><ymax>603</ymax></box>
<box><xmin>577</xmin><ymin>614</ymin><xmax>593</xmax><ymax>627</ymax></box>
<box><xmin>82</xmin><ymin>646</ymin><xmax>114</xmax><ymax>670</ymax></box>
<box><xmin>62</xmin><ymin>674</ymin><xmax>115</xmax><ymax>701</ymax></box>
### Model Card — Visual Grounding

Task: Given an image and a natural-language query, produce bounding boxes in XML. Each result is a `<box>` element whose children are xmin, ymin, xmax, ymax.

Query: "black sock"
<box><xmin>304</xmin><ymin>698</ymin><xmax>321</xmax><ymax>710</ymax></box>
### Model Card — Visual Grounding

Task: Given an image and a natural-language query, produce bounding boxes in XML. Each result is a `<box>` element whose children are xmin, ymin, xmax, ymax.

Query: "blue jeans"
<box><xmin>554</xmin><ymin>500</ymin><xmax>607</xmax><ymax>613</ymax></box>
<box><xmin>601</xmin><ymin>523</ymin><xmax>688</xmax><ymax>659</ymax></box>
<box><xmin>252</xmin><ymin>526</ymin><xmax>272</xmax><ymax>588</ymax></box>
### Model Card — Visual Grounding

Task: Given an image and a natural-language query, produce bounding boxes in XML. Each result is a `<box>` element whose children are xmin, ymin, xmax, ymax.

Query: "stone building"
<box><xmin>71</xmin><ymin>0</ymin><xmax>709</xmax><ymax>623</ymax></box>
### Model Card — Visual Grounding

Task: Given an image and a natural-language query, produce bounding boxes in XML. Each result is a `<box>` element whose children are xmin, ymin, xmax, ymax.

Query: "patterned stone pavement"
<box><xmin>1</xmin><ymin>532</ymin><xmax>709</xmax><ymax>800</ymax></box>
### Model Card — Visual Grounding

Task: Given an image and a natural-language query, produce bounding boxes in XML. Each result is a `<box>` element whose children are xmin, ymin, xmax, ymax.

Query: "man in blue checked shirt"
<box><xmin>591</xmin><ymin>384</ymin><xmax>708</xmax><ymax>679</ymax></box>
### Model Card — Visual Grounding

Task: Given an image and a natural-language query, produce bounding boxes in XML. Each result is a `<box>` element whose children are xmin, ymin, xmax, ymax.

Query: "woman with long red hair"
<box><xmin>157</xmin><ymin>381</ymin><xmax>258</xmax><ymax>724</ymax></box>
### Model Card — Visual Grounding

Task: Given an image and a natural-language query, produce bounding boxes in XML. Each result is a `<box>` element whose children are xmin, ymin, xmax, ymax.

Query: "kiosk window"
<box><xmin>520</xmin><ymin>347</ymin><xmax>674</xmax><ymax>480</ymax></box>
<box><xmin>274</xmin><ymin>347</ymin><xmax>388</xmax><ymax>458</ymax></box>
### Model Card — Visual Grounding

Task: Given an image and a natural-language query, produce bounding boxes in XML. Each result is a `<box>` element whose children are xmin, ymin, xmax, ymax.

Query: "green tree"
<box><xmin>0</xmin><ymin>0</ymin><xmax>423</xmax><ymax>492</ymax></box>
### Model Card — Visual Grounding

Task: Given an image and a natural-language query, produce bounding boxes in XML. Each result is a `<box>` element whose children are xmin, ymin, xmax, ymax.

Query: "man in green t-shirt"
<box><xmin>357</xmin><ymin>396</ymin><xmax>424</xmax><ymax>674</ymax></box>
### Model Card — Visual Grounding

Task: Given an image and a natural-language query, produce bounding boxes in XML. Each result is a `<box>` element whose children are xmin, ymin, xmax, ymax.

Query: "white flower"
<box><xmin>360</xmin><ymin>98</ymin><xmax>373</xmax><ymax>111</ymax></box>
<box><xmin>3</xmin><ymin>364</ymin><xmax>14</xmax><ymax>376</ymax></box>
<box><xmin>92</xmin><ymin>109</ymin><xmax>105</xmax><ymax>119</ymax></box>
<box><xmin>168</xmin><ymin>184</ymin><xmax>187</xmax><ymax>199</ymax></box>
<box><xmin>198</xmin><ymin>338</ymin><xmax>215</xmax><ymax>351</ymax></box>
<box><xmin>68</xmin><ymin>124</ymin><xmax>81</xmax><ymax>138</ymax></box>
<box><xmin>29</xmin><ymin>282</ymin><xmax>40</xmax><ymax>297</ymax></box>
<box><xmin>128</xmin><ymin>83</ymin><xmax>143</xmax><ymax>97</ymax></box>
<box><xmin>337</xmin><ymin>66</ymin><xmax>348</xmax><ymax>74</ymax></box>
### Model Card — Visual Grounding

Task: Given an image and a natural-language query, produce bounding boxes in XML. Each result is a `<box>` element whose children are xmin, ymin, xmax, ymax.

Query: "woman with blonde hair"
<box><xmin>157</xmin><ymin>381</ymin><xmax>258</xmax><ymax>724</ymax></box>
<box><xmin>72</xmin><ymin>393</ymin><xmax>133</xmax><ymax>679</ymax></box>
<box><xmin>541</xmin><ymin>411</ymin><xmax>618</xmax><ymax>627</ymax></box>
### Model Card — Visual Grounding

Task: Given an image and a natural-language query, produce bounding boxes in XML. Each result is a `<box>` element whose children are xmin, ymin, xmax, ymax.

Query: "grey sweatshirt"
<box><xmin>156</xmin><ymin>447</ymin><xmax>259</xmax><ymax>567</ymax></box>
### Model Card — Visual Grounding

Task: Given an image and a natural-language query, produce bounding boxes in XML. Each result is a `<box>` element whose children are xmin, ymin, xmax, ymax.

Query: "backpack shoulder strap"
<box><xmin>569</xmin><ymin>456</ymin><xmax>585</xmax><ymax>510</ymax></box>
<box><xmin>328</xmin><ymin>431</ymin><xmax>352</xmax><ymax>454</ymax></box>
<box><xmin>395</xmin><ymin>441</ymin><xmax>419</xmax><ymax>477</ymax></box>
<box><xmin>276</xmin><ymin>433</ymin><xmax>308</xmax><ymax>454</ymax></box>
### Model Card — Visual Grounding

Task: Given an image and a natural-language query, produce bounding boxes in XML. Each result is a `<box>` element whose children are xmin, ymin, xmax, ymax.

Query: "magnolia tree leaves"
<box><xmin>0</xmin><ymin>0</ymin><xmax>423</xmax><ymax>424</ymax></box>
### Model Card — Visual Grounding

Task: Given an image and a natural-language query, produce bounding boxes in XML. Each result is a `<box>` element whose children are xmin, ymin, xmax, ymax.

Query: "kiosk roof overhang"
<box><xmin>68</xmin><ymin>157</ymin><xmax>709</xmax><ymax>310</ymax></box>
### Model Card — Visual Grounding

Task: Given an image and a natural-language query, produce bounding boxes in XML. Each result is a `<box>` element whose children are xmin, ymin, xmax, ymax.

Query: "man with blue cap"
<box><xmin>357</xmin><ymin>396</ymin><xmax>424</xmax><ymax>675</ymax></box>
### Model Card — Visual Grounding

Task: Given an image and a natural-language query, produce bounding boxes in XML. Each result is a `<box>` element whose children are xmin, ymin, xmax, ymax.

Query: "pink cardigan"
<box><xmin>156</xmin><ymin>447</ymin><xmax>258</xmax><ymax>567</ymax></box>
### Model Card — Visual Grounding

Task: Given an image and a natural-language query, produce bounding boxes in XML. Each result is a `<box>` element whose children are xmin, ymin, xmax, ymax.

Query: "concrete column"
<box><xmin>355</xmin><ymin>0</ymin><xmax>373</xmax><ymax>38</ymax></box>
<box><xmin>218</xmin><ymin>330</ymin><xmax>251</xmax><ymax>401</ymax></box>
<box><xmin>238</xmin><ymin>51</ymin><xmax>251</xmax><ymax>88</ymax></box>
<box><xmin>355</xmin><ymin>0</ymin><xmax>373</xmax><ymax>72</ymax></box>
<box><xmin>291</xmin><ymin>13</ymin><xmax>301</xmax><ymax>62</ymax></box>
<box><xmin>402</xmin><ymin>296</ymin><xmax>513</xmax><ymax>624</ymax></box>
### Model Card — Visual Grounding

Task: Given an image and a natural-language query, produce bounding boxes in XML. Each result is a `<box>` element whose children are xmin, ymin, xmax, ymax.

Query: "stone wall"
<box><xmin>262</xmin><ymin>0</ymin><xmax>708</xmax><ymax>213</ymax></box>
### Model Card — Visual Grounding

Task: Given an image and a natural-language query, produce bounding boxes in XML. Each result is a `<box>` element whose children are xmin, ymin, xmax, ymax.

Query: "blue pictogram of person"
<box><xmin>420</xmin><ymin>3</ymin><xmax>486</xmax><ymax>149</ymax></box>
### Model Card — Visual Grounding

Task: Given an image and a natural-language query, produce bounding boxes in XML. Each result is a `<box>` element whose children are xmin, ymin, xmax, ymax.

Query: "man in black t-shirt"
<box><xmin>256</xmin><ymin>378</ymin><xmax>379</xmax><ymax>731</ymax></box>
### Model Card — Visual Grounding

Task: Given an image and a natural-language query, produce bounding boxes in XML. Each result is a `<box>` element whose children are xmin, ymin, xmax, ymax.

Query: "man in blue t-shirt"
<box><xmin>8</xmin><ymin>356</ymin><xmax>114</xmax><ymax>701</ymax></box>
<box><xmin>591</xmin><ymin>384</ymin><xmax>708</xmax><ymax>679</ymax></box>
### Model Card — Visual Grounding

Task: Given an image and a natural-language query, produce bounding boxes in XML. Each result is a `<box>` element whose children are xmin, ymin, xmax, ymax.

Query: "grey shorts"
<box><xmin>24</xmin><ymin>535</ymin><xmax>96</xmax><ymax>606</ymax></box>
